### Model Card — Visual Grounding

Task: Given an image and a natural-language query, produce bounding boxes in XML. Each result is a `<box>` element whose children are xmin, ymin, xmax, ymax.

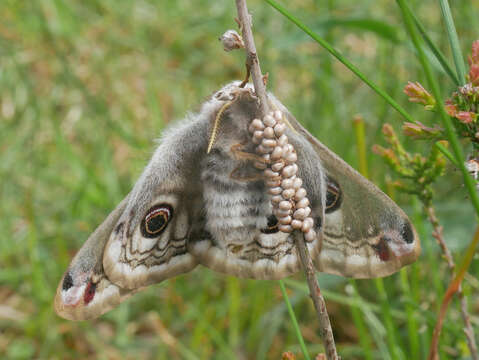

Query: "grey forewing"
<box><xmin>122</xmin><ymin>113</ymin><xmax>210</xmax><ymax>235</ymax></box>
<box><xmin>71</xmin><ymin>195</ymin><xmax>130</xmax><ymax>277</ymax></box>
<box><xmin>278</xmin><ymin>106</ymin><xmax>403</xmax><ymax>239</ymax></box>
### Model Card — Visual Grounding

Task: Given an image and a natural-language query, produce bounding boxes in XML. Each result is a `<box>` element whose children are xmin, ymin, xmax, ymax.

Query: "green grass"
<box><xmin>0</xmin><ymin>0</ymin><xmax>478</xmax><ymax>359</ymax></box>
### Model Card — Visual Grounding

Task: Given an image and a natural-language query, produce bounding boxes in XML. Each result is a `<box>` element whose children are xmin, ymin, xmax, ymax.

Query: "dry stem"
<box><xmin>295</xmin><ymin>232</ymin><xmax>339</xmax><ymax>360</ymax></box>
<box><xmin>426</xmin><ymin>206</ymin><xmax>478</xmax><ymax>360</ymax></box>
<box><xmin>234</xmin><ymin>0</ymin><xmax>268</xmax><ymax>116</ymax></box>
<box><xmin>234</xmin><ymin>1</ymin><xmax>339</xmax><ymax>359</ymax></box>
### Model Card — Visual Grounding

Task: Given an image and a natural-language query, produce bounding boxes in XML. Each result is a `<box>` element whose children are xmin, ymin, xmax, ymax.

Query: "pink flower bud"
<box><xmin>456</xmin><ymin>111</ymin><xmax>476</xmax><ymax>124</ymax></box>
<box><xmin>402</xmin><ymin>121</ymin><xmax>443</xmax><ymax>139</ymax></box>
<box><xmin>445</xmin><ymin>102</ymin><xmax>457</xmax><ymax>117</ymax></box>
<box><xmin>382</xmin><ymin>123</ymin><xmax>394</xmax><ymax>137</ymax></box>
<box><xmin>403</xmin><ymin>81</ymin><xmax>436</xmax><ymax>109</ymax></box>
<box><xmin>468</xmin><ymin>64</ymin><xmax>479</xmax><ymax>86</ymax></box>
<box><xmin>468</xmin><ymin>40</ymin><xmax>479</xmax><ymax>66</ymax></box>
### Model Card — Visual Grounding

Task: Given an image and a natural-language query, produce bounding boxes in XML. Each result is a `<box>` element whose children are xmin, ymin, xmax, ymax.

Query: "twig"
<box><xmin>295</xmin><ymin>232</ymin><xmax>339</xmax><ymax>360</ymax></box>
<box><xmin>426</xmin><ymin>206</ymin><xmax>478</xmax><ymax>360</ymax></box>
<box><xmin>234</xmin><ymin>1</ymin><xmax>339</xmax><ymax>359</ymax></box>
<box><xmin>235</xmin><ymin>0</ymin><xmax>268</xmax><ymax>116</ymax></box>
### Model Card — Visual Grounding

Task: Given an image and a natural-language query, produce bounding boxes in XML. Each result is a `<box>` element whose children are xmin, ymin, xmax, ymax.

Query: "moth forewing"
<box><xmin>269</xmin><ymin>94</ymin><xmax>421</xmax><ymax>278</ymax></box>
<box><xmin>101</xmin><ymin>116</ymin><xmax>211</xmax><ymax>290</ymax></box>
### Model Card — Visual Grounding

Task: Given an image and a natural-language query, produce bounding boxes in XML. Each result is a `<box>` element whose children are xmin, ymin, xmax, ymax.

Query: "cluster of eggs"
<box><xmin>249</xmin><ymin>110</ymin><xmax>317</xmax><ymax>242</ymax></box>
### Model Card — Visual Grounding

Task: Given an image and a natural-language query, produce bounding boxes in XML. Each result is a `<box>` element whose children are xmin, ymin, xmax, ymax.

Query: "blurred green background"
<box><xmin>1</xmin><ymin>0</ymin><xmax>478</xmax><ymax>359</ymax></box>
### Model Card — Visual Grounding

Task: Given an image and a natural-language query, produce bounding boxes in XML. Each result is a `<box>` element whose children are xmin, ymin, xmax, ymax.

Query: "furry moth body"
<box><xmin>55</xmin><ymin>81</ymin><xmax>420</xmax><ymax>320</ymax></box>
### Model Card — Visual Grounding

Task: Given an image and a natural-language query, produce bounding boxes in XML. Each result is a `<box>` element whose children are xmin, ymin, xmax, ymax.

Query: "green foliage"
<box><xmin>0</xmin><ymin>1</ymin><xmax>478</xmax><ymax>359</ymax></box>
<box><xmin>373</xmin><ymin>124</ymin><xmax>446</xmax><ymax>206</ymax></box>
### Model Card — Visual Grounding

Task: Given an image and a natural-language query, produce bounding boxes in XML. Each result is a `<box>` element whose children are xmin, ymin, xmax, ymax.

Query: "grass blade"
<box><xmin>347</xmin><ymin>281</ymin><xmax>374</xmax><ymax>360</ymax></box>
<box><xmin>399</xmin><ymin>269</ymin><xmax>420</xmax><ymax>359</ymax></box>
<box><xmin>353</xmin><ymin>116</ymin><xmax>369</xmax><ymax>179</ymax></box>
<box><xmin>278</xmin><ymin>280</ymin><xmax>311</xmax><ymax>360</ymax></box>
<box><xmin>404</xmin><ymin>2</ymin><xmax>459</xmax><ymax>85</ymax></box>
<box><xmin>434</xmin><ymin>141</ymin><xmax>459</xmax><ymax>167</ymax></box>
<box><xmin>227</xmin><ymin>277</ymin><xmax>240</xmax><ymax>349</ymax></box>
<box><xmin>429</xmin><ymin>226</ymin><xmax>479</xmax><ymax>360</ymax></box>
<box><xmin>438</xmin><ymin>0</ymin><xmax>467</xmax><ymax>84</ymax></box>
<box><xmin>264</xmin><ymin>0</ymin><xmax>415</xmax><ymax>124</ymax></box>
<box><xmin>317</xmin><ymin>17</ymin><xmax>400</xmax><ymax>42</ymax></box>
<box><xmin>374</xmin><ymin>278</ymin><xmax>403</xmax><ymax>360</ymax></box>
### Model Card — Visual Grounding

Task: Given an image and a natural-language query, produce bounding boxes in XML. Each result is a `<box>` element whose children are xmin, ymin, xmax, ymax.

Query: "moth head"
<box><xmin>211</xmin><ymin>81</ymin><xmax>255</xmax><ymax>102</ymax></box>
<box><xmin>209</xmin><ymin>81</ymin><xmax>259</xmax><ymax>119</ymax></box>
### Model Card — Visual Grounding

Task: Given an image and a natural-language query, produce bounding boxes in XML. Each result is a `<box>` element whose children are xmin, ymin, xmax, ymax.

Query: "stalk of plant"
<box><xmin>279</xmin><ymin>280</ymin><xmax>311</xmax><ymax>360</ymax></box>
<box><xmin>353</xmin><ymin>115</ymin><xmax>403</xmax><ymax>360</ymax></box>
<box><xmin>232</xmin><ymin>1</ymin><xmax>339</xmax><ymax>358</ymax></box>
<box><xmin>373</xmin><ymin>123</ymin><xmax>478</xmax><ymax>360</ymax></box>
<box><xmin>395</xmin><ymin>1</ymin><xmax>479</xmax><ymax>358</ymax></box>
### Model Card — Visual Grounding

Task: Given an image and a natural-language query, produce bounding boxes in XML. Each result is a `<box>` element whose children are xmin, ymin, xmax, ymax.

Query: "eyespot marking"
<box><xmin>141</xmin><ymin>204</ymin><xmax>174</xmax><ymax>239</ymax></box>
<box><xmin>401</xmin><ymin>221</ymin><xmax>414</xmax><ymax>244</ymax></box>
<box><xmin>62</xmin><ymin>272</ymin><xmax>73</xmax><ymax>291</ymax></box>
<box><xmin>372</xmin><ymin>236</ymin><xmax>390</xmax><ymax>262</ymax></box>
<box><xmin>83</xmin><ymin>281</ymin><xmax>96</xmax><ymax>305</ymax></box>
<box><xmin>261</xmin><ymin>215</ymin><xmax>279</xmax><ymax>234</ymax></box>
<box><xmin>325</xmin><ymin>177</ymin><xmax>342</xmax><ymax>214</ymax></box>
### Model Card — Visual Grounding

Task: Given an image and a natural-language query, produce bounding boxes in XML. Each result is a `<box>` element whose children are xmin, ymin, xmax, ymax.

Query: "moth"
<box><xmin>55</xmin><ymin>81</ymin><xmax>421</xmax><ymax>320</ymax></box>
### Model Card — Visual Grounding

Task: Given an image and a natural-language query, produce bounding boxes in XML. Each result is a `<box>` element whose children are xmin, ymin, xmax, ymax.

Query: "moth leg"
<box><xmin>230</xmin><ymin>166</ymin><xmax>264</xmax><ymax>182</ymax></box>
<box><xmin>230</xmin><ymin>143</ymin><xmax>268</xmax><ymax>163</ymax></box>
<box><xmin>239</xmin><ymin>63</ymin><xmax>251</xmax><ymax>88</ymax></box>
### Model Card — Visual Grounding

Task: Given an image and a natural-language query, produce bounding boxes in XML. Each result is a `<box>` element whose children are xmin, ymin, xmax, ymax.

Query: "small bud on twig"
<box><xmin>219</xmin><ymin>30</ymin><xmax>244</xmax><ymax>52</ymax></box>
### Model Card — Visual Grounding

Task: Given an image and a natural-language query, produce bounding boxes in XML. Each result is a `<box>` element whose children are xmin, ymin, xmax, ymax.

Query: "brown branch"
<box><xmin>426</xmin><ymin>206</ymin><xmax>478</xmax><ymax>360</ymax></box>
<box><xmin>295</xmin><ymin>233</ymin><xmax>339</xmax><ymax>360</ymax></box>
<box><xmin>234</xmin><ymin>1</ymin><xmax>339</xmax><ymax>359</ymax></box>
<box><xmin>235</xmin><ymin>0</ymin><xmax>269</xmax><ymax>117</ymax></box>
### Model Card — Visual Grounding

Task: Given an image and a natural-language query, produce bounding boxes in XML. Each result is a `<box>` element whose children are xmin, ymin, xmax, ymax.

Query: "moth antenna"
<box><xmin>207</xmin><ymin>99</ymin><xmax>235</xmax><ymax>154</ymax></box>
